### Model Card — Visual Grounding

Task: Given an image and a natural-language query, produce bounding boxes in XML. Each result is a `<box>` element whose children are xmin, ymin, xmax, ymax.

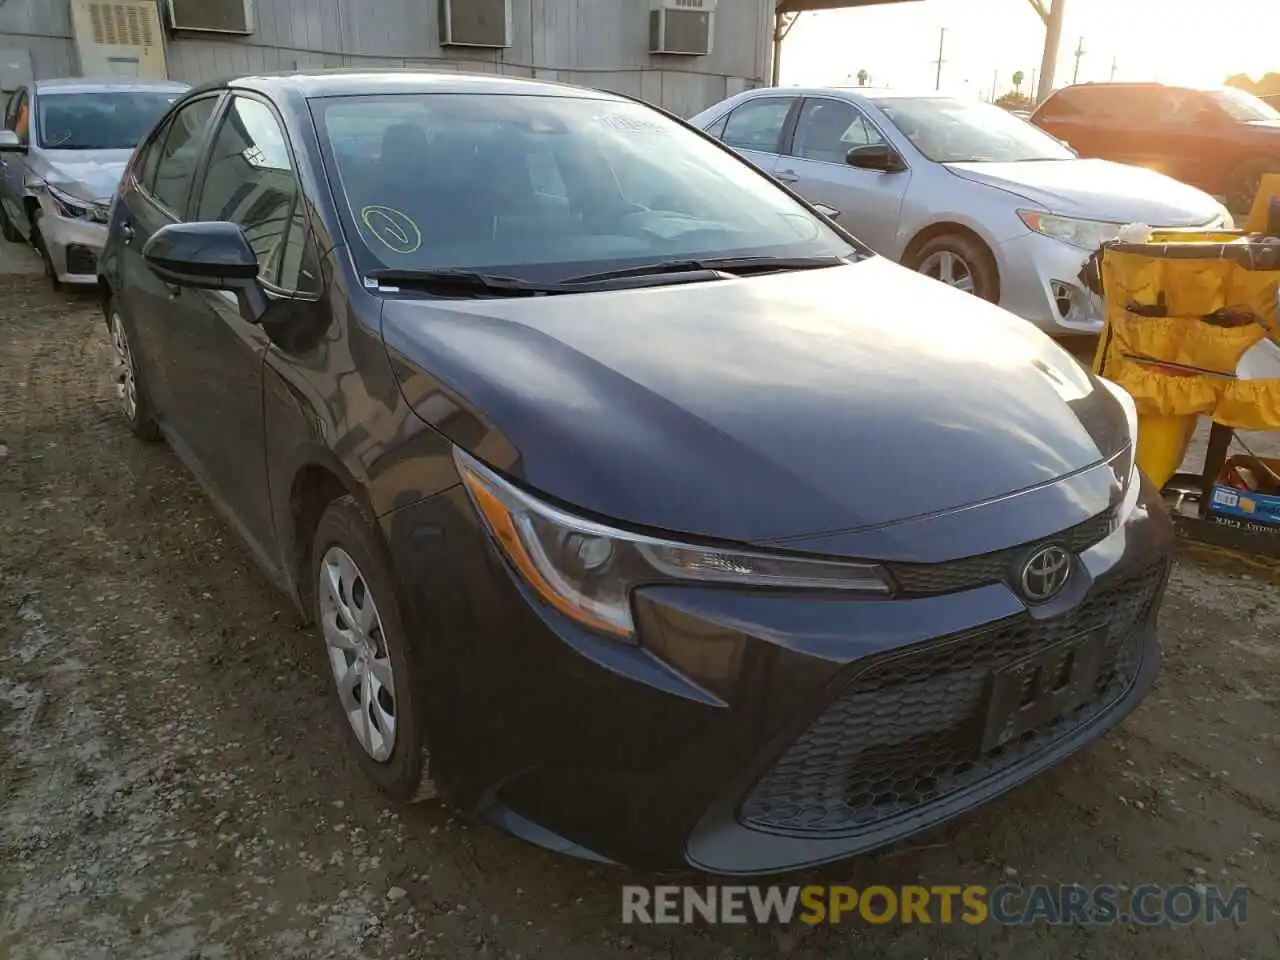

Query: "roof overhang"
<box><xmin>776</xmin><ymin>0</ymin><xmax>923</xmax><ymax>13</ymax></box>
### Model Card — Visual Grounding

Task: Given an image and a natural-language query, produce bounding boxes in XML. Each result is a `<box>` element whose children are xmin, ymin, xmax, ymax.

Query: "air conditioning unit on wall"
<box><xmin>70</xmin><ymin>0</ymin><xmax>169</xmax><ymax>79</ymax></box>
<box><xmin>650</xmin><ymin>0</ymin><xmax>716</xmax><ymax>56</ymax></box>
<box><xmin>439</xmin><ymin>0</ymin><xmax>513</xmax><ymax>48</ymax></box>
<box><xmin>166</xmin><ymin>0</ymin><xmax>255</xmax><ymax>35</ymax></box>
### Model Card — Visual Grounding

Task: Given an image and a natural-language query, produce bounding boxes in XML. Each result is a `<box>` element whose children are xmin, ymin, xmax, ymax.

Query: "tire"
<box><xmin>0</xmin><ymin>204</ymin><xmax>21</xmax><ymax>243</ymax></box>
<box><xmin>30</xmin><ymin>221</ymin><xmax>63</xmax><ymax>292</ymax></box>
<box><xmin>1225</xmin><ymin>157</ymin><xmax>1280</xmax><ymax>215</ymax></box>
<box><xmin>311</xmin><ymin>495</ymin><xmax>437</xmax><ymax>803</ymax></box>
<box><xmin>107</xmin><ymin>298</ymin><xmax>161</xmax><ymax>442</ymax></box>
<box><xmin>909</xmin><ymin>232</ymin><xmax>999</xmax><ymax>303</ymax></box>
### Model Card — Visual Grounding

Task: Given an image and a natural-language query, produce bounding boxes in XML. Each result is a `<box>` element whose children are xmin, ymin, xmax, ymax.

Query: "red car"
<box><xmin>1031</xmin><ymin>83</ymin><xmax>1280</xmax><ymax>212</ymax></box>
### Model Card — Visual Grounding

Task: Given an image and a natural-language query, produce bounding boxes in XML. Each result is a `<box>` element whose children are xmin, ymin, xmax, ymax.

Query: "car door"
<box><xmin>715</xmin><ymin>96</ymin><xmax>797</xmax><ymax>175</ymax></box>
<box><xmin>177</xmin><ymin>92</ymin><xmax>326</xmax><ymax>556</ymax></box>
<box><xmin>1</xmin><ymin>87</ymin><xmax>30</xmax><ymax>233</ymax></box>
<box><xmin>116</xmin><ymin>93</ymin><xmax>221</xmax><ymax>418</ymax></box>
<box><xmin>773</xmin><ymin>97</ymin><xmax>909</xmax><ymax>254</ymax></box>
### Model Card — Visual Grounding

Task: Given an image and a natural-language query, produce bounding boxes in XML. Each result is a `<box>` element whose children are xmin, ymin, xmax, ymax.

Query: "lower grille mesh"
<box><xmin>739</xmin><ymin>559</ymin><xmax>1168</xmax><ymax>837</ymax></box>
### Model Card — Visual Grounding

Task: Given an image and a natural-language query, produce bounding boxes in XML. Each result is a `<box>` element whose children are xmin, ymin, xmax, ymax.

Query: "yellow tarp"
<box><xmin>1093</xmin><ymin>218</ymin><xmax>1280</xmax><ymax>486</ymax></box>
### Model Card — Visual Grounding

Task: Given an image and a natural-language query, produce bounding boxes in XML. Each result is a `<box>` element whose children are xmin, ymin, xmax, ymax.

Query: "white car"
<box><xmin>690</xmin><ymin>88</ymin><xmax>1234</xmax><ymax>335</ymax></box>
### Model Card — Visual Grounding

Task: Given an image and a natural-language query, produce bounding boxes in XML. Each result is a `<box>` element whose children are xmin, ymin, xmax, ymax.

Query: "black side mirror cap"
<box><xmin>846</xmin><ymin>144</ymin><xmax>906</xmax><ymax>173</ymax></box>
<box><xmin>142</xmin><ymin>221</ymin><xmax>267</xmax><ymax>323</ymax></box>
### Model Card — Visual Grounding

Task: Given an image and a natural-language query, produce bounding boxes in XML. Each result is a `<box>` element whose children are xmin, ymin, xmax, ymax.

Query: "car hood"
<box><xmin>946</xmin><ymin>158</ymin><xmax>1223</xmax><ymax>226</ymax></box>
<box><xmin>35</xmin><ymin>149</ymin><xmax>133</xmax><ymax>204</ymax></box>
<box><xmin>382</xmin><ymin>257</ymin><xmax>1130</xmax><ymax>546</ymax></box>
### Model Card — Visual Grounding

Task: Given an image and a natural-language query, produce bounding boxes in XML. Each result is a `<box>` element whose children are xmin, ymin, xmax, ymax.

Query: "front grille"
<box><xmin>65</xmin><ymin>244</ymin><xmax>98</xmax><ymax>276</ymax></box>
<box><xmin>739</xmin><ymin>558</ymin><xmax>1168</xmax><ymax>837</ymax></box>
<box><xmin>886</xmin><ymin>508</ymin><xmax>1116</xmax><ymax>596</ymax></box>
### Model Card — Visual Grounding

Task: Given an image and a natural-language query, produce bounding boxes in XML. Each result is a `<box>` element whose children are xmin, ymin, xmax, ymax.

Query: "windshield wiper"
<box><xmin>365</xmin><ymin>268</ymin><xmax>572</xmax><ymax>297</ymax></box>
<box><xmin>559</xmin><ymin>254</ymin><xmax>853</xmax><ymax>286</ymax></box>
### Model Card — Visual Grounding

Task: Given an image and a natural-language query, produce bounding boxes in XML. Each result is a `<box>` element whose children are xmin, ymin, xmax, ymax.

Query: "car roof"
<box><xmin>734</xmin><ymin>86</ymin><xmax>981</xmax><ymax>103</ymax></box>
<box><xmin>32</xmin><ymin>76</ymin><xmax>190</xmax><ymax>94</ymax></box>
<box><xmin>188</xmin><ymin>68</ymin><xmax>626</xmax><ymax>102</ymax></box>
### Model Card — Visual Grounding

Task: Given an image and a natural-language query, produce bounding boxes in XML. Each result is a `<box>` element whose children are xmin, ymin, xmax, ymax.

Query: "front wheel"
<box><xmin>909</xmin><ymin>233</ymin><xmax>999</xmax><ymax>302</ymax></box>
<box><xmin>311</xmin><ymin>495</ymin><xmax>437</xmax><ymax>803</ymax></box>
<box><xmin>109</xmin><ymin>302</ymin><xmax>160</xmax><ymax>442</ymax></box>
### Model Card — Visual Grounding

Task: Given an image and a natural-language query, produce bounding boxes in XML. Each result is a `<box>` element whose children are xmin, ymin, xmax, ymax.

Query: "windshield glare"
<box><xmin>312</xmin><ymin>93</ymin><xmax>855</xmax><ymax>279</ymax></box>
<box><xmin>870</xmin><ymin>96</ymin><xmax>1076</xmax><ymax>163</ymax></box>
<box><xmin>37</xmin><ymin>91</ymin><xmax>182</xmax><ymax>150</ymax></box>
<box><xmin>1212</xmin><ymin>87</ymin><xmax>1280</xmax><ymax>122</ymax></box>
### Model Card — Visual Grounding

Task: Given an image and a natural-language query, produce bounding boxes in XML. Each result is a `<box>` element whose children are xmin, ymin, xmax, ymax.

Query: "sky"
<box><xmin>781</xmin><ymin>0</ymin><xmax>1280</xmax><ymax>99</ymax></box>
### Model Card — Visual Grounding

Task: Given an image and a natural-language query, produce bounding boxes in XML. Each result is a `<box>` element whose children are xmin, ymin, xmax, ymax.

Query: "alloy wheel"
<box><xmin>918</xmin><ymin>250</ymin><xmax>976</xmax><ymax>294</ymax></box>
<box><xmin>319</xmin><ymin>546</ymin><xmax>398</xmax><ymax>762</ymax></box>
<box><xmin>110</xmin><ymin>312</ymin><xmax>138</xmax><ymax>422</ymax></box>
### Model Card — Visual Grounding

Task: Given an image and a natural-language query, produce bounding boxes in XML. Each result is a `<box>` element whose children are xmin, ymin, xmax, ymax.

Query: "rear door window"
<box><xmin>721</xmin><ymin>98</ymin><xmax>794</xmax><ymax>154</ymax></box>
<box><xmin>150</xmin><ymin>96</ymin><xmax>218</xmax><ymax>215</ymax></box>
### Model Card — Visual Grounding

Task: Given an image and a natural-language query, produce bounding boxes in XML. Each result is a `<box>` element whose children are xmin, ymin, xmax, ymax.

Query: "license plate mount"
<box><xmin>980</xmin><ymin>628</ymin><xmax>1107</xmax><ymax>753</ymax></box>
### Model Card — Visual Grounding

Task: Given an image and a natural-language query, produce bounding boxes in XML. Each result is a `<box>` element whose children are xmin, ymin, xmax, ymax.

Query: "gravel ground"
<box><xmin>1</xmin><ymin>272</ymin><xmax>1278</xmax><ymax>959</ymax></box>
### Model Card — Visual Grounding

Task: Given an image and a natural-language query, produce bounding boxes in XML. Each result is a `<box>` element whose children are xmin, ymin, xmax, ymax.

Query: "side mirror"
<box><xmin>0</xmin><ymin>129</ymin><xmax>26</xmax><ymax>153</ymax></box>
<box><xmin>846</xmin><ymin>144</ymin><xmax>906</xmax><ymax>173</ymax></box>
<box><xmin>142</xmin><ymin>221</ymin><xmax>267</xmax><ymax>322</ymax></box>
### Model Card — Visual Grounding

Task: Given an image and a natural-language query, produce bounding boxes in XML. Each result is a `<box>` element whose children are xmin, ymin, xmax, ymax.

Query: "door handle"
<box><xmin>120</xmin><ymin>222</ymin><xmax>135</xmax><ymax>242</ymax></box>
<box><xmin>813</xmin><ymin>203</ymin><xmax>840</xmax><ymax>220</ymax></box>
<box><xmin>165</xmin><ymin>283</ymin><xmax>182</xmax><ymax>299</ymax></box>
<box><xmin>774</xmin><ymin>170</ymin><xmax>800</xmax><ymax>183</ymax></box>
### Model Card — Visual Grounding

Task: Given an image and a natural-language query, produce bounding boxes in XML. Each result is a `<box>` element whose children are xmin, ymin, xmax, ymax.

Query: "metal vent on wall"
<box><xmin>439</xmin><ymin>0</ymin><xmax>512</xmax><ymax>48</ymax></box>
<box><xmin>89</xmin><ymin>3</ymin><xmax>156</xmax><ymax>47</ymax></box>
<box><xmin>166</xmin><ymin>0</ymin><xmax>255</xmax><ymax>35</ymax></box>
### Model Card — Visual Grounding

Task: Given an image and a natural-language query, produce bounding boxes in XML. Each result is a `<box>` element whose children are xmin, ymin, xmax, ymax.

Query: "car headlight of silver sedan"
<box><xmin>454</xmin><ymin>447</ymin><xmax>893</xmax><ymax>640</ymax></box>
<box><xmin>1018</xmin><ymin>210</ymin><xmax>1125</xmax><ymax>251</ymax></box>
<box><xmin>46</xmin><ymin>184</ymin><xmax>110</xmax><ymax>224</ymax></box>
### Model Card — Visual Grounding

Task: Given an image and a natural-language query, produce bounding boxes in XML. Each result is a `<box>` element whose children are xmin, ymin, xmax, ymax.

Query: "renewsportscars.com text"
<box><xmin>622</xmin><ymin>884</ymin><xmax>1248</xmax><ymax>926</ymax></box>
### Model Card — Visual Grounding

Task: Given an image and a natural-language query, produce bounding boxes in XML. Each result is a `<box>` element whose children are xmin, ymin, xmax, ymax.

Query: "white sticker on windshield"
<box><xmin>596</xmin><ymin>114</ymin><xmax>670</xmax><ymax>136</ymax></box>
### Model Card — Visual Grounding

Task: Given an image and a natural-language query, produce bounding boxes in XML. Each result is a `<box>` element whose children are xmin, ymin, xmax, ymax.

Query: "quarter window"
<box><xmin>721</xmin><ymin>98</ymin><xmax>793</xmax><ymax>153</ymax></box>
<box><xmin>196</xmin><ymin>96</ymin><xmax>320</xmax><ymax>293</ymax></box>
<box><xmin>151</xmin><ymin>96</ymin><xmax>218</xmax><ymax>214</ymax></box>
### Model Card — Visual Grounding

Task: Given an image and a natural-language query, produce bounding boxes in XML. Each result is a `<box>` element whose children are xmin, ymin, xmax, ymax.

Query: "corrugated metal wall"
<box><xmin>0</xmin><ymin>0</ymin><xmax>774</xmax><ymax>116</ymax></box>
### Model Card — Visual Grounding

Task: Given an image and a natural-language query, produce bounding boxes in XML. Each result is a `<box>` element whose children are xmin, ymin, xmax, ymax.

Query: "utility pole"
<box><xmin>771</xmin><ymin>12</ymin><xmax>801</xmax><ymax>87</ymax></box>
<box><xmin>933</xmin><ymin>27</ymin><xmax>947</xmax><ymax>91</ymax></box>
<box><xmin>1110</xmin><ymin>55</ymin><xmax>1118</xmax><ymax>81</ymax></box>
<box><xmin>992</xmin><ymin>68</ymin><xmax>1000</xmax><ymax>102</ymax></box>
<box><xmin>1072</xmin><ymin>36</ymin><xmax>1087</xmax><ymax>84</ymax></box>
<box><xmin>1027</xmin><ymin>0</ymin><xmax>1065</xmax><ymax>105</ymax></box>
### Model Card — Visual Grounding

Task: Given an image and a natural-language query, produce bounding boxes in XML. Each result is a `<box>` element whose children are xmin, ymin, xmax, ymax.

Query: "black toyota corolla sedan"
<box><xmin>99</xmin><ymin>69</ymin><xmax>1172</xmax><ymax>875</ymax></box>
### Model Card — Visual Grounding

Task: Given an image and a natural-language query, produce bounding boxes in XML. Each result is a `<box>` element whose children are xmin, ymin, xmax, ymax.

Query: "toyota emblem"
<box><xmin>1019</xmin><ymin>545</ymin><xmax>1071</xmax><ymax>602</ymax></box>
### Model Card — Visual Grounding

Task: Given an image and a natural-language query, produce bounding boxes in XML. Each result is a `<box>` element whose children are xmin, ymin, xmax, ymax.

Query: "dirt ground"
<box><xmin>1</xmin><ymin>271</ymin><xmax>1278</xmax><ymax>959</ymax></box>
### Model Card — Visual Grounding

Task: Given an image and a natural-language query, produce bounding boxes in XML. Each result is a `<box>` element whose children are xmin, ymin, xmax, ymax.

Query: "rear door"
<box><xmin>773</xmin><ymin>97</ymin><xmax>909</xmax><ymax>254</ymax></box>
<box><xmin>115</xmin><ymin>93</ymin><xmax>221</xmax><ymax>417</ymax></box>
<box><xmin>714</xmin><ymin>95</ymin><xmax>797</xmax><ymax>175</ymax></box>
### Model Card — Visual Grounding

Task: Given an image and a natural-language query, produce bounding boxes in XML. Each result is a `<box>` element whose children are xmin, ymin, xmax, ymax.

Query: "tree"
<box><xmin>996</xmin><ymin>91</ymin><xmax>1034</xmax><ymax>112</ymax></box>
<box><xmin>1012</xmin><ymin>70</ymin><xmax>1025</xmax><ymax>93</ymax></box>
<box><xmin>1226</xmin><ymin>72</ymin><xmax>1280</xmax><ymax>97</ymax></box>
<box><xmin>856</xmin><ymin>69</ymin><xmax>869</xmax><ymax>87</ymax></box>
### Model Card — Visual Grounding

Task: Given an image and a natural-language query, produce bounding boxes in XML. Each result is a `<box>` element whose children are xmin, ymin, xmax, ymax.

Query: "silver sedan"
<box><xmin>689</xmin><ymin>88</ymin><xmax>1234</xmax><ymax>335</ymax></box>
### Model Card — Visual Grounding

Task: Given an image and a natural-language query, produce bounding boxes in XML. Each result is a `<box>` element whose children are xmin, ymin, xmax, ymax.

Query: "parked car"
<box><xmin>1031</xmin><ymin>82</ymin><xmax>1280</xmax><ymax>212</ymax></box>
<box><xmin>100</xmin><ymin>69</ymin><xmax>1172</xmax><ymax>875</ymax></box>
<box><xmin>689</xmin><ymin>88</ymin><xmax>1230</xmax><ymax>336</ymax></box>
<box><xmin>0</xmin><ymin>77</ymin><xmax>188</xmax><ymax>287</ymax></box>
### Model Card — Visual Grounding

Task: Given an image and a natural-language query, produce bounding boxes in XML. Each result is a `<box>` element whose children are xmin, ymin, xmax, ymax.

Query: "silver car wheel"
<box><xmin>319</xmin><ymin>545</ymin><xmax>397</xmax><ymax>762</ymax></box>
<box><xmin>110</xmin><ymin>312</ymin><xmax>138</xmax><ymax>422</ymax></box>
<box><xmin>918</xmin><ymin>250</ymin><xmax>976</xmax><ymax>294</ymax></box>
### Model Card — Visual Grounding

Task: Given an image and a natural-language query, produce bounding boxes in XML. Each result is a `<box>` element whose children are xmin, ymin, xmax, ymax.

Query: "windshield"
<box><xmin>311</xmin><ymin>93</ymin><xmax>857</xmax><ymax>280</ymax></box>
<box><xmin>1211</xmin><ymin>87</ymin><xmax>1280</xmax><ymax>122</ymax></box>
<box><xmin>869</xmin><ymin>96</ymin><xmax>1076</xmax><ymax>163</ymax></box>
<box><xmin>37</xmin><ymin>90</ymin><xmax>183</xmax><ymax>150</ymax></box>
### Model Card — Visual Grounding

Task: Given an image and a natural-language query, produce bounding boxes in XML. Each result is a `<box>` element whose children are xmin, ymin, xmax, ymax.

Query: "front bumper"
<box><xmin>381</xmin><ymin>471</ymin><xmax>1173</xmax><ymax>875</ymax></box>
<box><xmin>38</xmin><ymin>208</ymin><xmax>107</xmax><ymax>285</ymax></box>
<box><xmin>995</xmin><ymin>230</ymin><xmax>1104</xmax><ymax>336</ymax></box>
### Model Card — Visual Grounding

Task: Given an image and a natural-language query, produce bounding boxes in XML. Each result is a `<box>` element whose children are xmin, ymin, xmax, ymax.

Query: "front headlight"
<box><xmin>1018</xmin><ymin>210</ymin><xmax>1124</xmax><ymax>251</ymax></box>
<box><xmin>1098</xmin><ymin>376</ymin><xmax>1139</xmax><ymax>499</ymax></box>
<box><xmin>454</xmin><ymin>447</ymin><xmax>893</xmax><ymax>640</ymax></box>
<box><xmin>47</xmin><ymin>184</ymin><xmax>109</xmax><ymax>224</ymax></box>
